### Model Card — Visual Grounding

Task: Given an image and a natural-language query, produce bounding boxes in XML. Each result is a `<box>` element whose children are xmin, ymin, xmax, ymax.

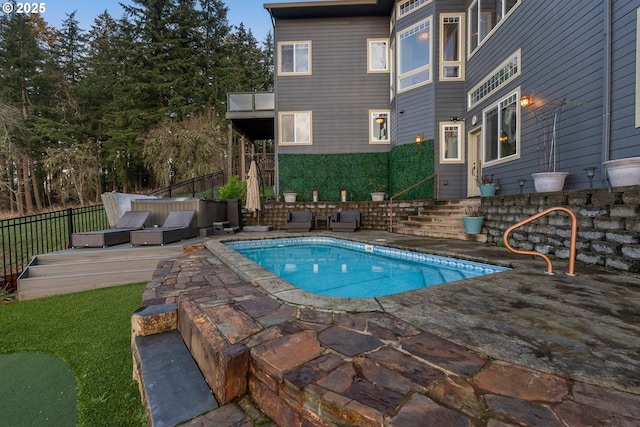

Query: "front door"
<box><xmin>467</xmin><ymin>128</ymin><xmax>482</xmax><ymax>197</ymax></box>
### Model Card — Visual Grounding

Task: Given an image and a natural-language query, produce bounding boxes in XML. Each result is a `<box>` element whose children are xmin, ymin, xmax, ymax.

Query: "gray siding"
<box><xmin>610</xmin><ymin>2</ymin><xmax>640</xmax><ymax>159</ymax></box>
<box><xmin>275</xmin><ymin>17</ymin><xmax>390</xmax><ymax>155</ymax></box>
<box><xmin>465</xmin><ymin>0</ymin><xmax>611</xmax><ymax>193</ymax></box>
<box><xmin>271</xmin><ymin>0</ymin><xmax>640</xmax><ymax>196</ymax></box>
<box><xmin>432</xmin><ymin>0</ymin><xmax>468</xmax><ymax>199</ymax></box>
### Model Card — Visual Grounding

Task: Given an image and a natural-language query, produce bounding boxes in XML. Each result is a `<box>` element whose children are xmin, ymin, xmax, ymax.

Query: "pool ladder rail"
<box><xmin>503</xmin><ymin>206</ymin><xmax>577</xmax><ymax>276</ymax></box>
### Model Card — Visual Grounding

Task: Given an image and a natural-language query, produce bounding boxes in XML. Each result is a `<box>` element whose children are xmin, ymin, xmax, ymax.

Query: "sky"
<box><xmin>41</xmin><ymin>0</ymin><xmax>274</xmax><ymax>42</ymax></box>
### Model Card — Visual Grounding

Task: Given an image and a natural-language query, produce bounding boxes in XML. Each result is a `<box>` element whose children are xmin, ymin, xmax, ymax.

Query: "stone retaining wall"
<box><xmin>241</xmin><ymin>186</ymin><xmax>640</xmax><ymax>273</ymax></box>
<box><xmin>482</xmin><ymin>186</ymin><xmax>640</xmax><ymax>273</ymax></box>
<box><xmin>243</xmin><ymin>199</ymin><xmax>434</xmax><ymax>231</ymax></box>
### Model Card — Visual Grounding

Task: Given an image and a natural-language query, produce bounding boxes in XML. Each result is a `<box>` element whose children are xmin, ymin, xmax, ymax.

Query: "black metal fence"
<box><xmin>1</xmin><ymin>171</ymin><xmax>226</xmax><ymax>294</ymax></box>
<box><xmin>148</xmin><ymin>171</ymin><xmax>226</xmax><ymax>198</ymax></box>
<box><xmin>1</xmin><ymin>205</ymin><xmax>109</xmax><ymax>293</ymax></box>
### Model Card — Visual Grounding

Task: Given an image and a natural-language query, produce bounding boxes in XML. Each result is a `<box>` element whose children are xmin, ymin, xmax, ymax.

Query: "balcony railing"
<box><xmin>227</xmin><ymin>92</ymin><xmax>274</xmax><ymax>112</ymax></box>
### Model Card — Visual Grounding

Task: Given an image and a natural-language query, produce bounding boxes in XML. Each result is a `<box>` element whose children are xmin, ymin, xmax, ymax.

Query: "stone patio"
<box><xmin>135</xmin><ymin>231</ymin><xmax>640</xmax><ymax>426</ymax></box>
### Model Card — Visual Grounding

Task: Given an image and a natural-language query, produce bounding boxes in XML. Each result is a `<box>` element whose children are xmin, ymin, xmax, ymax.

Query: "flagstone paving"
<box><xmin>139</xmin><ymin>231</ymin><xmax>640</xmax><ymax>426</ymax></box>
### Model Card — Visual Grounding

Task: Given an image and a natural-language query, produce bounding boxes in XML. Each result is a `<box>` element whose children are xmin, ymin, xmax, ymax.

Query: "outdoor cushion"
<box><xmin>71</xmin><ymin>211</ymin><xmax>150</xmax><ymax>248</ymax></box>
<box><xmin>330</xmin><ymin>210</ymin><xmax>361</xmax><ymax>232</ymax></box>
<box><xmin>130</xmin><ymin>210</ymin><xmax>198</xmax><ymax>246</ymax></box>
<box><xmin>285</xmin><ymin>211</ymin><xmax>312</xmax><ymax>232</ymax></box>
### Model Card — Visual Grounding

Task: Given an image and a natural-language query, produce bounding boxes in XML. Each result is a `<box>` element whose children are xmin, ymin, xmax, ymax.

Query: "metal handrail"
<box><xmin>502</xmin><ymin>206</ymin><xmax>577</xmax><ymax>276</ymax></box>
<box><xmin>389</xmin><ymin>173</ymin><xmax>439</xmax><ymax>232</ymax></box>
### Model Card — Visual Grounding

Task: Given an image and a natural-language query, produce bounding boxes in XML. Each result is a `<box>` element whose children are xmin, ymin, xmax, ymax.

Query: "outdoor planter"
<box><xmin>462</xmin><ymin>216</ymin><xmax>484</xmax><ymax>234</ymax></box>
<box><xmin>371</xmin><ymin>192</ymin><xmax>385</xmax><ymax>201</ymax></box>
<box><xmin>478</xmin><ymin>184</ymin><xmax>496</xmax><ymax>197</ymax></box>
<box><xmin>283</xmin><ymin>192</ymin><xmax>297</xmax><ymax>203</ymax></box>
<box><xmin>603</xmin><ymin>157</ymin><xmax>640</xmax><ymax>187</ymax></box>
<box><xmin>531</xmin><ymin>172</ymin><xmax>568</xmax><ymax>193</ymax></box>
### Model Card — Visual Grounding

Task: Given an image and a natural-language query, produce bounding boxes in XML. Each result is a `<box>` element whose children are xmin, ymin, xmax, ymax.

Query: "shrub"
<box><xmin>219</xmin><ymin>175</ymin><xmax>246</xmax><ymax>202</ymax></box>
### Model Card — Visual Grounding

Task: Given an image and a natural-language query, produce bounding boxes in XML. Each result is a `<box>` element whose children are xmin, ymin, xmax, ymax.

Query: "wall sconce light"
<box><xmin>415</xmin><ymin>134</ymin><xmax>423</xmax><ymax>144</ymax></box>
<box><xmin>340</xmin><ymin>188</ymin><xmax>347</xmax><ymax>202</ymax></box>
<box><xmin>520</xmin><ymin>93</ymin><xmax>532</xmax><ymax>108</ymax></box>
<box><xmin>584</xmin><ymin>166</ymin><xmax>597</xmax><ymax>189</ymax></box>
<box><xmin>494</xmin><ymin>179</ymin><xmax>500</xmax><ymax>192</ymax></box>
<box><xmin>450</xmin><ymin>116</ymin><xmax>461</xmax><ymax>122</ymax></box>
<box><xmin>312</xmin><ymin>186</ymin><xmax>319</xmax><ymax>202</ymax></box>
<box><xmin>518</xmin><ymin>178</ymin><xmax>526</xmax><ymax>194</ymax></box>
<box><xmin>499</xmin><ymin>131</ymin><xmax>508</xmax><ymax>143</ymax></box>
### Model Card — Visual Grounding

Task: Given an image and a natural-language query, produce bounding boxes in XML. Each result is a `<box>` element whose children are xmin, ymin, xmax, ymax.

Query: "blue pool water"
<box><xmin>225</xmin><ymin>237</ymin><xmax>509</xmax><ymax>298</ymax></box>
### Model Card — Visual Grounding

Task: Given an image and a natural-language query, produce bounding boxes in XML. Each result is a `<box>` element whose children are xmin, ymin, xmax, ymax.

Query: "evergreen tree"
<box><xmin>0</xmin><ymin>12</ymin><xmax>55</xmax><ymax>213</ymax></box>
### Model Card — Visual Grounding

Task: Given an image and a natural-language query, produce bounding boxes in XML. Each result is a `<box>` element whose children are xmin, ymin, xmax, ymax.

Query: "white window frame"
<box><xmin>390</xmin><ymin>38</ymin><xmax>396</xmax><ymax>101</ymax></box>
<box><xmin>468</xmin><ymin>0</ymin><xmax>520</xmax><ymax>57</ymax></box>
<box><xmin>468</xmin><ymin>49</ymin><xmax>520</xmax><ymax>109</ymax></box>
<box><xmin>278</xmin><ymin>111</ymin><xmax>312</xmax><ymax>145</ymax></box>
<box><xmin>277</xmin><ymin>41</ymin><xmax>312</xmax><ymax>76</ymax></box>
<box><xmin>397</xmin><ymin>0</ymin><xmax>432</xmax><ymax>19</ymax></box>
<box><xmin>482</xmin><ymin>91</ymin><xmax>520</xmax><ymax>166</ymax></box>
<box><xmin>397</xmin><ymin>16</ymin><xmax>433</xmax><ymax>93</ymax></box>
<box><xmin>439</xmin><ymin>13</ymin><xmax>465</xmax><ymax>81</ymax></box>
<box><xmin>370</xmin><ymin>110</ymin><xmax>390</xmax><ymax>144</ymax></box>
<box><xmin>440</xmin><ymin>122</ymin><xmax>464</xmax><ymax>163</ymax></box>
<box><xmin>367</xmin><ymin>38</ymin><xmax>389</xmax><ymax>73</ymax></box>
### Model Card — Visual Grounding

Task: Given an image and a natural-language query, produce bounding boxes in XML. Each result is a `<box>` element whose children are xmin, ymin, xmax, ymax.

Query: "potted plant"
<box><xmin>477</xmin><ymin>175</ymin><xmax>496</xmax><ymax>196</ymax></box>
<box><xmin>283</xmin><ymin>190</ymin><xmax>297</xmax><ymax>203</ymax></box>
<box><xmin>603</xmin><ymin>157</ymin><xmax>640</xmax><ymax>187</ymax></box>
<box><xmin>462</xmin><ymin>206</ymin><xmax>485</xmax><ymax>234</ymax></box>
<box><xmin>368</xmin><ymin>179</ymin><xmax>387</xmax><ymax>201</ymax></box>
<box><xmin>531</xmin><ymin>98</ymin><xmax>575</xmax><ymax>192</ymax></box>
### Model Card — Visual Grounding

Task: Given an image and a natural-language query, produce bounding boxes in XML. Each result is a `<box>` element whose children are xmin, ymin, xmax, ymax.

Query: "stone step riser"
<box><xmin>396</xmin><ymin>198</ymin><xmax>484</xmax><ymax>241</ymax></box>
<box><xmin>133</xmin><ymin>330</ymin><xmax>218</xmax><ymax>427</ymax></box>
<box><xmin>394</xmin><ymin>228</ymin><xmax>487</xmax><ymax>242</ymax></box>
<box><xmin>394</xmin><ymin>199</ymin><xmax>487</xmax><ymax>242</ymax></box>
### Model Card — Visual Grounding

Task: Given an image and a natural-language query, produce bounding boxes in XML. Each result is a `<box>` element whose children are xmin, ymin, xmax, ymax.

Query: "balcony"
<box><xmin>228</xmin><ymin>92</ymin><xmax>274</xmax><ymax>112</ymax></box>
<box><xmin>226</xmin><ymin>92</ymin><xmax>275</xmax><ymax>141</ymax></box>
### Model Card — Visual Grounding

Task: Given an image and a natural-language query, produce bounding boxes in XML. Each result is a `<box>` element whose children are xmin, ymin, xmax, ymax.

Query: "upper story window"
<box><xmin>279</xmin><ymin>111</ymin><xmax>312</xmax><ymax>145</ymax></box>
<box><xmin>440</xmin><ymin>14</ymin><xmax>465</xmax><ymax>81</ymax></box>
<box><xmin>278</xmin><ymin>41</ymin><xmax>311</xmax><ymax>75</ymax></box>
<box><xmin>370</xmin><ymin>111</ymin><xmax>390</xmax><ymax>144</ymax></box>
<box><xmin>368</xmin><ymin>39</ymin><xmax>389</xmax><ymax>73</ymax></box>
<box><xmin>398</xmin><ymin>0</ymin><xmax>431</xmax><ymax>18</ymax></box>
<box><xmin>468</xmin><ymin>49</ymin><xmax>520</xmax><ymax>109</ymax></box>
<box><xmin>398</xmin><ymin>16</ymin><xmax>432</xmax><ymax>92</ymax></box>
<box><xmin>483</xmin><ymin>92</ymin><xmax>519</xmax><ymax>164</ymax></box>
<box><xmin>468</xmin><ymin>0</ymin><xmax>519</xmax><ymax>55</ymax></box>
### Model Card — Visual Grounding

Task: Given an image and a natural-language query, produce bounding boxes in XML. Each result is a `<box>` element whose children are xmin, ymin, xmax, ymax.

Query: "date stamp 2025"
<box><xmin>2</xmin><ymin>2</ymin><xmax>46</xmax><ymax>14</ymax></box>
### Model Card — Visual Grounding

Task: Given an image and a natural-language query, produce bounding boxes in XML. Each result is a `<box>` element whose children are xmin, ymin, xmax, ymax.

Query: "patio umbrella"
<box><xmin>245</xmin><ymin>159</ymin><xmax>261</xmax><ymax>221</ymax></box>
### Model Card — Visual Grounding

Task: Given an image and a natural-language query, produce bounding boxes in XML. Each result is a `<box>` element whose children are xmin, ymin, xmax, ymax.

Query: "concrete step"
<box><xmin>395</xmin><ymin>198</ymin><xmax>485</xmax><ymax>242</ymax></box>
<box><xmin>395</xmin><ymin>226</ymin><xmax>487</xmax><ymax>242</ymax></box>
<box><xmin>133</xmin><ymin>330</ymin><xmax>218</xmax><ymax>427</ymax></box>
<box><xmin>404</xmin><ymin>216</ymin><xmax>463</xmax><ymax>225</ymax></box>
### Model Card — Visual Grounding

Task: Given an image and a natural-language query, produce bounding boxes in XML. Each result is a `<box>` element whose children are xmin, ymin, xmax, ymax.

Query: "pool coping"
<box><xmin>205</xmin><ymin>233</ymin><xmax>513</xmax><ymax>313</ymax></box>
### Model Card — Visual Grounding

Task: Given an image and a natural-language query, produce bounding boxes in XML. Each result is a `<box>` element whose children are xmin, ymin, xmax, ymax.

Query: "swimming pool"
<box><xmin>225</xmin><ymin>237</ymin><xmax>509</xmax><ymax>298</ymax></box>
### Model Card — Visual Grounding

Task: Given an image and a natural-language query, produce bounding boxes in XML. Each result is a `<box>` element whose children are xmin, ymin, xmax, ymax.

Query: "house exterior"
<box><xmin>229</xmin><ymin>0</ymin><xmax>639</xmax><ymax>201</ymax></box>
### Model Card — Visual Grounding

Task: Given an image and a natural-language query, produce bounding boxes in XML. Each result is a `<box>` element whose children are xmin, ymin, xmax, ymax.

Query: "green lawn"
<box><xmin>0</xmin><ymin>283</ymin><xmax>147</xmax><ymax>427</ymax></box>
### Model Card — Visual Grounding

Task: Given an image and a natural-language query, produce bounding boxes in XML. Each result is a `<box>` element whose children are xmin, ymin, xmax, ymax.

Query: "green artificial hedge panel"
<box><xmin>279</xmin><ymin>141</ymin><xmax>434</xmax><ymax>201</ymax></box>
<box><xmin>278</xmin><ymin>153</ymin><xmax>389</xmax><ymax>201</ymax></box>
<box><xmin>389</xmin><ymin>140</ymin><xmax>435</xmax><ymax>199</ymax></box>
